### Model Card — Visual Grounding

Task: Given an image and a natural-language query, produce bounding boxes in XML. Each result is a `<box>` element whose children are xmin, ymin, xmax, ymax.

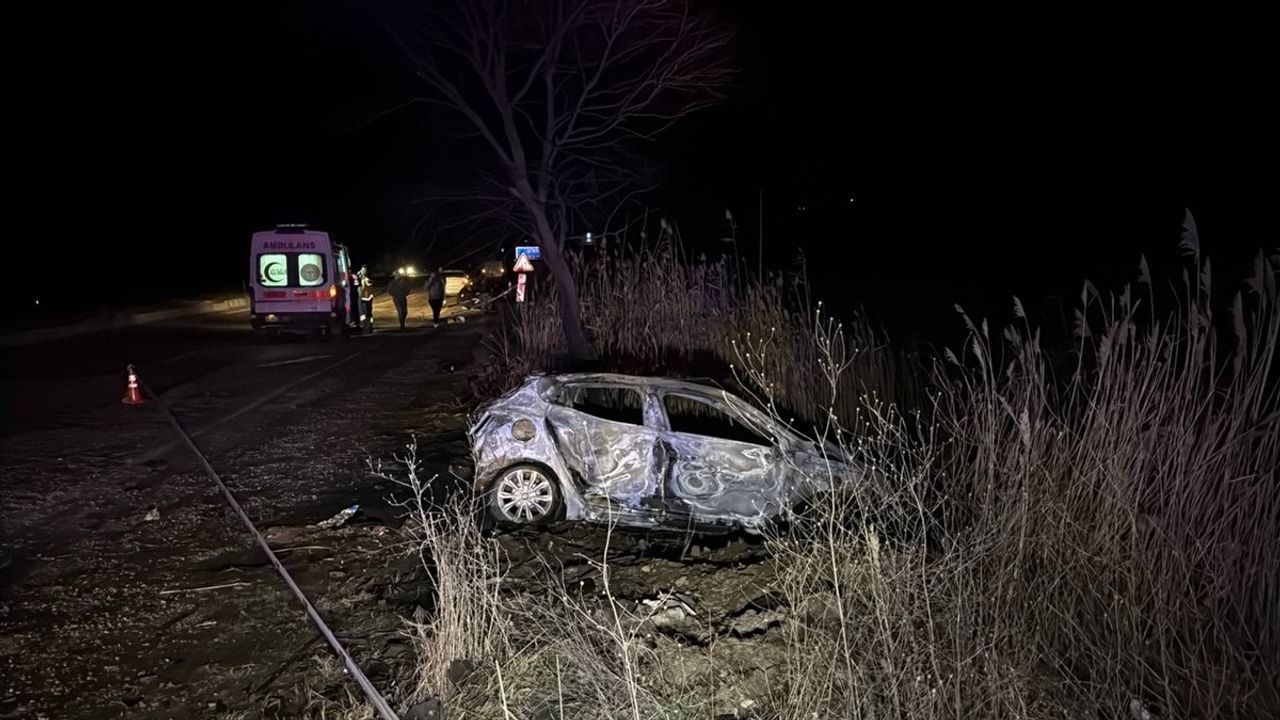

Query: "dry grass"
<box><xmin>744</xmin><ymin>245</ymin><xmax>1280</xmax><ymax>719</ymax></box>
<box><xmin>370</xmin><ymin>441</ymin><xmax>512</xmax><ymax>702</ymax></box>
<box><xmin>479</xmin><ymin>234</ymin><xmax>921</xmax><ymax>429</ymax></box>
<box><xmin>397</xmin><ymin>507</ymin><xmax>727</xmax><ymax>720</ymax></box>
<box><xmin>339</xmin><ymin>240</ymin><xmax>1278</xmax><ymax>720</ymax></box>
<box><xmin>309</xmin><ymin>655</ymin><xmax>380</xmax><ymax>720</ymax></box>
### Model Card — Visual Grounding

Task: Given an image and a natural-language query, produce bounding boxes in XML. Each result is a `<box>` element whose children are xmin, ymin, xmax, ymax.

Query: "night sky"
<box><xmin>13</xmin><ymin>2</ymin><xmax>1276</xmax><ymax>336</ymax></box>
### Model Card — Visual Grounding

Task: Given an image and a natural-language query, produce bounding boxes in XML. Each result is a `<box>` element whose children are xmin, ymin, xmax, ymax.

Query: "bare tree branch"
<box><xmin>390</xmin><ymin>0</ymin><xmax>735</xmax><ymax>360</ymax></box>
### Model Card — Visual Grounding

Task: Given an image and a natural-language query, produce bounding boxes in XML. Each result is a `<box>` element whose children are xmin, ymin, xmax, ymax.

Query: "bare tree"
<box><xmin>397</xmin><ymin>0</ymin><xmax>734</xmax><ymax>361</ymax></box>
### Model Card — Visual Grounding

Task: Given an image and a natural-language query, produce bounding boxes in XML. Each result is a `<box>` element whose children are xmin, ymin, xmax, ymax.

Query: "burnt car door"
<box><xmin>544</xmin><ymin>384</ymin><xmax>662</xmax><ymax>509</ymax></box>
<box><xmin>656</xmin><ymin>393</ymin><xmax>788</xmax><ymax>525</ymax></box>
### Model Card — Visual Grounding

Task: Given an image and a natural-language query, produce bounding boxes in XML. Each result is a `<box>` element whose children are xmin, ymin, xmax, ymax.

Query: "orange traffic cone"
<box><xmin>122</xmin><ymin>364</ymin><xmax>144</xmax><ymax>405</ymax></box>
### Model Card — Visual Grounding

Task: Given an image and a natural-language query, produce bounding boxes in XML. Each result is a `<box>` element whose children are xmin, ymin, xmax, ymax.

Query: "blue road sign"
<box><xmin>515</xmin><ymin>245</ymin><xmax>541</xmax><ymax>261</ymax></box>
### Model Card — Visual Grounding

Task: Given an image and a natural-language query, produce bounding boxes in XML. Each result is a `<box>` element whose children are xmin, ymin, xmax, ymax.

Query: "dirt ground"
<box><xmin>1</xmin><ymin>307</ymin><xmax>785</xmax><ymax>720</ymax></box>
<box><xmin>484</xmin><ymin>525</ymin><xmax>785</xmax><ymax>718</ymax></box>
<box><xmin>0</xmin><ymin>321</ymin><xmax>487</xmax><ymax>719</ymax></box>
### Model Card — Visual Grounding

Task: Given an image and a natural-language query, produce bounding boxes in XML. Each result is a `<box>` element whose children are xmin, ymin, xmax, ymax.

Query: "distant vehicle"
<box><xmin>468</xmin><ymin>374</ymin><xmax>856</xmax><ymax>533</ymax></box>
<box><xmin>479</xmin><ymin>259</ymin><xmax>506</xmax><ymax>278</ymax></box>
<box><xmin>248</xmin><ymin>225</ymin><xmax>361</xmax><ymax>337</ymax></box>
<box><xmin>472</xmin><ymin>273</ymin><xmax>513</xmax><ymax>306</ymax></box>
<box><xmin>454</xmin><ymin>267</ymin><xmax>512</xmax><ymax>312</ymax></box>
<box><xmin>441</xmin><ymin>269</ymin><xmax>473</xmax><ymax>299</ymax></box>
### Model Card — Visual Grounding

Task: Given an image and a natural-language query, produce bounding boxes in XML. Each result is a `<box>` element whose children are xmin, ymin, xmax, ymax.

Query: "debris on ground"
<box><xmin>473</xmin><ymin>524</ymin><xmax>785</xmax><ymax>716</ymax></box>
<box><xmin>143</xmin><ymin>507</ymin><xmax>160</xmax><ymax>522</ymax></box>
<box><xmin>315</xmin><ymin>504</ymin><xmax>359</xmax><ymax>529</ymax></box>
<box><xmin>407</xmin><ymin>697</ymin><xmax>445</xmax><ymax>720</ymax></box>
<box><xmin>640</xmin><ymin>594</ymin><xmax>706</xmax><ymax>641</ymax></box>
<box><xmin>728</xmin><ymin>607</ymin><xmax>785</xmax><ymax>636</ymax></box>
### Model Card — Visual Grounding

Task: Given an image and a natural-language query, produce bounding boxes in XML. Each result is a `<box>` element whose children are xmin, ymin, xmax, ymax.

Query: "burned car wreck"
<box><xmin>467</xmin><ymin>374</ymin><xmax>856</xmax><ymax>533</ymax></box>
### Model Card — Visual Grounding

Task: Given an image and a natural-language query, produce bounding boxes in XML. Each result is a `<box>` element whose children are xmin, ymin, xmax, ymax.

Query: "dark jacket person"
<box><xmin>388</xmin><ymin>271</ymin><xmax>412</xmax><ymax>329</ymax></box>
<box><xmin>424</xmin><ymin>271</ymin><xmax>446</xmax><ymax>325</ymax></box>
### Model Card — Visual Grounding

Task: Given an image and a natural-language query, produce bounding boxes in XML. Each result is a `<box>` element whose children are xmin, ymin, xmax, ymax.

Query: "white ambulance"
<box><xmin>248</xmin><ymin>225</ymin><xmax>360</xmax><ymax>336</ymax></box>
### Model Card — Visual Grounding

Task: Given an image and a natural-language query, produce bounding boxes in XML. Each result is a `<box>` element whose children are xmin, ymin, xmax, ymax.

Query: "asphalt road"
<box><xmin>1</xmin><ymin>291</ymin><xmax>463</xmax><ymax>437</ymax></box>
<box><xmin>0</xmin><ymin>293</ymin><xmax>491</xmax><ymax>718</ymax></box>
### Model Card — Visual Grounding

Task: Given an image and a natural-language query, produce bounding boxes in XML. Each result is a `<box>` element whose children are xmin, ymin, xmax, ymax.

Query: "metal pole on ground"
<box><xmin>137</xmin><ymin>373</ymin><xmax>401</xmax><ymax>720</ymax></box>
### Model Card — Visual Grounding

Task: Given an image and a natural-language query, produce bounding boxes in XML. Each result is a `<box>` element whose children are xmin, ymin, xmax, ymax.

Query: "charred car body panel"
<box><xmin>468</xmin><ymin>374</ymin><xmax>855</xmax><ymax>532</ymax></box>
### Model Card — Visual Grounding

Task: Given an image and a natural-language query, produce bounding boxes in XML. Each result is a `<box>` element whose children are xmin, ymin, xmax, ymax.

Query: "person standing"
<box><xmin>388</xmin><ymin>270</ymin><xmax>411</xmax><ymax>329</ymax></box>
<box><xmin>424</xmin><ymin>269</ymin><xmax>446</xmax><ymax>327</ymax></box>
<box><xmin>355</xmin><ymin>265</ymin><xmax>374</xmax><ymax>331</ymax></box>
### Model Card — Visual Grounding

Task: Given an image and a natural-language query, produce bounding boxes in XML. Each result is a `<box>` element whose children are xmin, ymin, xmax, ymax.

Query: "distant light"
<box><xmin>585</xmin><ymin>232</ymin><xmax>593</xmax><ymax>244</ymax></box>
<box><xmin>406</xmin><ymin>265</ymin><xmax>417</xmax><ymax>276</ymax></box>
<box><xmin>848</xmin><ymin>195</ymin><xmax>856</xmax><ymax>204</ymax></box>
<box><xmin>34</xmin><ymin>298</ymin><xmax>40</xmax><ymax>306</ymax></box>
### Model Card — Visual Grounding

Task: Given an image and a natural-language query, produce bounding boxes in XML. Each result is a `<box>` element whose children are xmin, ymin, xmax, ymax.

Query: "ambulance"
<box><xmin>248</xmin><ymin>225</ymin><xmax>361</xmax><ymax>336</ymax></box>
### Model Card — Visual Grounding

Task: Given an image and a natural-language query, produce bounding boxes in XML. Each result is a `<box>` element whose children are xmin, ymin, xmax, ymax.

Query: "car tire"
<box><xmin>487</xmin><ymin>464</ymin><xmax>562</xmax><ymax>527</ymax></box>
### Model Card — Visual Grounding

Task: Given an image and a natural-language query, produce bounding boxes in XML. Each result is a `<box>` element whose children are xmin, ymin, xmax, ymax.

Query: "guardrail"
<box><xmin>0</xmin><ymin>297</ymin><xmax>250</xmax><ymax>347</ymax></box>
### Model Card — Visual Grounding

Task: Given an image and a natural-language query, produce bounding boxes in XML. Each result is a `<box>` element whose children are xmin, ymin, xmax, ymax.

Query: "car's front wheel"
<box><xmin>488</xmin><ymin>464</ymin><xmax>562</xmax><ymax>527</ymax></box>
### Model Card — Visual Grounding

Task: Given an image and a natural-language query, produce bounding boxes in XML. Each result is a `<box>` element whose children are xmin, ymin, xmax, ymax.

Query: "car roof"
<box><xmin>548</xmin><ymin>372</ymin><xmax>729</xmax><ymax>397</ymax></box>
<box><xmin>537</xmin><ymin>372</ymin><xmax>792</xmax><ymax>439</ymax></box>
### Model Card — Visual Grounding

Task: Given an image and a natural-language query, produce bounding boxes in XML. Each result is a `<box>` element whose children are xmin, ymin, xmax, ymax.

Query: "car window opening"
<box><xmin>562</xmin><ymin>386</ymin><xmax>644</xmax><ymax>426</ymax></box>
<box><xmin>663</xmin><ymin>394</ymin><xmax>771</xmax><ymax>446</ymax></box>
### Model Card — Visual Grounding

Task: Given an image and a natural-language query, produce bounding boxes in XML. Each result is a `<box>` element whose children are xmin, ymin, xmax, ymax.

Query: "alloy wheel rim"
<box><xmin>496</xmin><ymin>468</ymin><xmax>553</xmax><ymax>522</ymax></box>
